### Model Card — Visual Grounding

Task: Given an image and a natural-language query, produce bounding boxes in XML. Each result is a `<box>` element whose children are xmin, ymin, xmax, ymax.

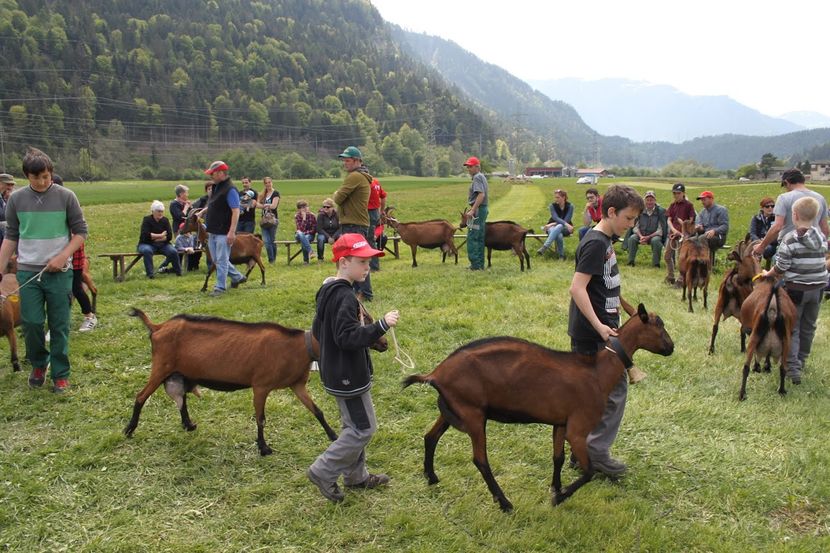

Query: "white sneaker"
<box><xmin>79</xmin><ymin>315</ymin><xmax>98</xmax><ymax>332</ymax></box>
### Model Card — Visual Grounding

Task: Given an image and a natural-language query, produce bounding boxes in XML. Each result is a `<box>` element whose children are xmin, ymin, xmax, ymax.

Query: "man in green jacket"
<box><xmin>333</xmin><ymin>146</ymin><xmax>374</xmax><ymax>300</ymax></box>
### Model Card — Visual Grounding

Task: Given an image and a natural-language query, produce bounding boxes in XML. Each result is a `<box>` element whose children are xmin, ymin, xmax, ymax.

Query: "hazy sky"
<box><xmin>371</xmin><ymin>0</ymin><xmax>829</xmax><ymax>117</ymax></box>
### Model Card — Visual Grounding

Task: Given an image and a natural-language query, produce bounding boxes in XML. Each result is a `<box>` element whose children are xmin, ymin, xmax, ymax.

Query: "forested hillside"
<box><xmin>0</xmin><ymin>0</ymin><xmax>496</xmax><ymax>178</ymax></box>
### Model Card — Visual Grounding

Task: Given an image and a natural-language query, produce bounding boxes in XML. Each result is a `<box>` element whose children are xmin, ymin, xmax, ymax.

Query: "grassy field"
<box><xmin>0</xmin><ymin>176</ymin><xmax>829</xmax><ymax>551</ymax></box>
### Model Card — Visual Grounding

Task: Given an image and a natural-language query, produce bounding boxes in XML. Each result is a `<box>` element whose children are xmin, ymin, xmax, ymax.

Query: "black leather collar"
<box><xmin>606</xmin><ymin>337</ymin><xmax>633</xmax><ymax>369</ymax></box>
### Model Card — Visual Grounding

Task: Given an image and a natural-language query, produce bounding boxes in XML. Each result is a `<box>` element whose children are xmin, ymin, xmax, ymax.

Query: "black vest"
<box><xmin>206</xmin><ymin>178</ymin><xmax>236</xmax><ymax>234</ymax></box>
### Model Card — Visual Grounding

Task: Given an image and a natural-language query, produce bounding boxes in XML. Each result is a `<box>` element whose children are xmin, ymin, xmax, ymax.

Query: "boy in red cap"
<box><xmin>307</xmin><ymin>233</ymin><xmax>399</xmax><ymax>503</ymax></box>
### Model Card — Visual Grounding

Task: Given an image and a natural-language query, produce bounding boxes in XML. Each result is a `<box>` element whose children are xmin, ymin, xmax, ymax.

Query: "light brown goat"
<box><xmin>382</xmin><ymin>207</ymin><xmax>458</xmax><ymax>267</ymax></box>
<box><xmin>0</xmin><ymin>267</ymin><xmax>21</xmax><ymax>372</ymax></box>
<box><xmin>678</xmin><ymin>219</ymin><xmax>711</xmax><ymax>312</ymax></box>
<box><xmin>404</xmin><ymin>303</ymin><xmax>673</xmax><ymax>511</ymax></box>
<box><xmin>709</xmin><ymin>236</ymin><xmax>760</xmax><ymax>354</ymax></box>
<box><xmin>124</xmin><ymin>308</ymin><xmax>388</xmax><ymax>455</ymax></box>
<box><xmin>459</xmin><ymin>215</ymin><xmax>531</xmax><ymax>271</ymax></box>
<box><xmin>182</xmin><ymin>211</ymin><xmax>266</xmax><ymax>291</ymax></box>
<box><xmin>738</xmin><ymin>275</ymin><xmax>796</xmax><ymax>400</ymax></box>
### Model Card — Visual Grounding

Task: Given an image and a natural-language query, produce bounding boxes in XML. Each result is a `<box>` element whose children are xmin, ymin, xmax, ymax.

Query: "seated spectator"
<box><xmin>695</xmin><ymin>190</ymin><xmax>729</xmax><ymax>264</ymax></box>
<box><xmin>374</xmin><ymin>221</ymin><xmax>388</xmax><ymax>252</ymax></box>
<box><xmin>174</xmin><ymin>223</ymin><xmax>200</xmax><ymax>272</ymax></box>
<box><xmin>750</xmin><ymin>196</ymin><xmax>777</xmax><ymax>264</ymax></box>
<box><xmin>536</xmin><ymin>188</ymin><xmax>573</xmax><ymax>260</ymax></box>
<box><xmin>137</xmin><ymin>201</ymin><xmax>181</xmax><ymax>278</ymax></box>
<box><xmin>294</xmin><ymin>200</ymin><xmax>317</xmax><ymax>264</ymax></box>
<box><xmin>316</xmin><ymin>198</ymin><xmax>341</xmax><ymax>261</ymax></box>
<box><xmin>578</xmin><ymin>188</ymin><xmax>603</xmax><ymax>240</ymax></box>
<box><xmin>626</xmin><ymin>190</ymin><xmax>667</xmax><ymax>267</ymax></box>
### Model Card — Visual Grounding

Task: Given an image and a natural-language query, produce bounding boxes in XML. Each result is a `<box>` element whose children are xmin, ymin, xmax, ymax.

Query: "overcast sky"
<box><xmin>371</xmin><ymin>0</ymin><xmax>829</xmax><ymax>117</ymax></box>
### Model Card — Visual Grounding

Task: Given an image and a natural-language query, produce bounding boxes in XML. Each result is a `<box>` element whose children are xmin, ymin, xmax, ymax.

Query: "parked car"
<box><xmin>738</xmin><ymin>177</ymin><xmax>751</xmax><ymax>182</ymax></box>
<box><xmin>576</xmin><ymin>175</ymin><xmax>598</xmax><ymax>185</ymax></box>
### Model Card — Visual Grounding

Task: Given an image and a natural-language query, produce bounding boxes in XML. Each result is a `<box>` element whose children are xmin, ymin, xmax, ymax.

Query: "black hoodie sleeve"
<box><xmin>331</xmin><ymin>292</ymin><xmax>387</xmax><ymax>350</ymax></box>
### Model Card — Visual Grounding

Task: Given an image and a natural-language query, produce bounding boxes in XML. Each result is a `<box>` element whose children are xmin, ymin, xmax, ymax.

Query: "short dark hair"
<box><xmin>781</xmin><ymin>168</ymin><xmax>805</xmax><ymax>185</ymax></box>
<box><xmin>602</xmin><ymin>185</ymin><xmax>644</xmax><ymax>217</ymax></box>
<box><xmin>585</xmin><ymin>188</ymin><xmax>599</xmax><ymax>197</ymax></box>
<box><xmin>22</xmin><ymin>147</ymin><xmax>54</xmax><ymax>176</ymax></box>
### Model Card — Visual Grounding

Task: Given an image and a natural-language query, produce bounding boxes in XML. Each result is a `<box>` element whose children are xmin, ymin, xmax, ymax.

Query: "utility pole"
<box><xmin>0</xmin><ymin>121</ymin><xmax>6</xmax><ymax>169</ymax></box>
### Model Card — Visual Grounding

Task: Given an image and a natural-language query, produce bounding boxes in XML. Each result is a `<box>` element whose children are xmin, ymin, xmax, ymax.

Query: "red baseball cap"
<box><xmin>332</xmin><ymin>233</ymin><xmax>385</xmax><ymax>262</ymax></box>
<box><xmin>696</xmin><ymin>190</ymin><xmax>714</xmax><ymax>200</ymax></box>
<box><xmin>204</xmin><ymin>160</ymin><xmax>229</xmax><ymax>175</ymax></box>
<box><xmin>463</xmin><ymin>156</ymin><xmax>480</xmax><ymax>167</ymax></box>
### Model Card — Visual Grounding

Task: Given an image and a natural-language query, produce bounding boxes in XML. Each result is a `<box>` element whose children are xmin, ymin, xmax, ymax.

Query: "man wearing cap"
<box><xmin>695</xmin><ymin>190</ymin><xmax>729</xmax><ymax>264</ymax></box>
<box><xmin>463</xmin><ymin>156</ymin><xmax>488</xmax><ymax>270</ymax></box>
<box><xmin>626</xmin><ymin>191</ymin><xmax>667</xmax><ymax>267</ymax></box>
<box><xmin>752</xmin><ymin>168</ymin><xmax>830</xmax><ymax>259</ymax></box>
<box><xmin>236</xmin><ymin>177</ymin><xmax>258</xmax><ymax>233</ymax></box>
<box><xmin>664</xmin><ymin>183</ymin><xmax>696</xmax><ymax>285</ymax></box>
<box><xmin>204</xmin><ymin>161</ymin><xmax>246</xmax><ymax>296</ymax></box>
<box><xmin>0</xmin><ymin>173</ymin><xmax>15</xmax><ymax>245</ymax></box>
<box><xmin>333</xmin><ymin>146</ymin><xmax>374</xmax><ymax>301</ymax></box>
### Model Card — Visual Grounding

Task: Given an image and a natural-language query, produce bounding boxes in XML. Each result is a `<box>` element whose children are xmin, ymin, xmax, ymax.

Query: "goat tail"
<box><xmin>765</xmin><ymin>291</ymin><xmax>779</xmax><ymax>322</ymax></box>
<box><xmin>402</xmin><ymin>375</ymin><xmax>465</xmax><ymax>431</ymax></box>
<box><xmin>129</xmin><ymin>307</ymin><xmax>160</xmax><ymax>334</ymax></box>
<box><xmin>402</xmin><ymin>373</ymin><xmax>431</xmax><ymax>388</ymax></box>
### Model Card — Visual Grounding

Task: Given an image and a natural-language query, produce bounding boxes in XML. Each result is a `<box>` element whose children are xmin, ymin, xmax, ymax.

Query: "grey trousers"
<box><xmin>309</xmin><ymin>391</ymin><xmax>376</xmax><ymax>485</ymax></box>
<box><xmin>786</xmin><ymin>288</ymin><xmax>823</xmax><ymax>379</ymax></box>
<box><xmin>572</xmin><ymin>337</ymin><xmax>628</xmax><ymax>461</ymax></box>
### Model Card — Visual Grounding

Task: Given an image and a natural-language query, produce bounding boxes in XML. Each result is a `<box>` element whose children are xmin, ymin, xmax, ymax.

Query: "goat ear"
<box><xmin>637</xmin><ymin>303</ymin><xmax>648</xmax><ymax>323</ymax></box>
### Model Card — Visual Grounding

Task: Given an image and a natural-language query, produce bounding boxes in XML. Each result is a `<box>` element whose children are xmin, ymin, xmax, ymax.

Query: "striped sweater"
<box><xmin>4</xmin><ymin>183</ymin><xmax>88</xmax><ymax>272</ymax></box>
<box><xmin>773</xmin><ymin>226</ymin><xmax>828</xmax><ymax>290</ymax></box>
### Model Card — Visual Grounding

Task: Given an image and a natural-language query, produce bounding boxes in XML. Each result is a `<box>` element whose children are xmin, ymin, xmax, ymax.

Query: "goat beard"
<box><xmin>627</xmin><ymin>365</ymin><xmax>647</xmax><ymax>384</ymax></box>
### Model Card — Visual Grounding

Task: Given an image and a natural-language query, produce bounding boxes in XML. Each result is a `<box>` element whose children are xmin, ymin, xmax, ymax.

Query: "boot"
<box><xmin>536</xmin><ymin>246</ymin><xmax>548</xmax><ymax>256</ymax></box>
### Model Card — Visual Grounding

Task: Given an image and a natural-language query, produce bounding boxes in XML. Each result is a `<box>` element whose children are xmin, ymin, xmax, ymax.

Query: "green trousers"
<box><xmin>466</xmin><ymin>204</ymin><xmax>488</xmax><ymax>270</ymax></box>
<box><xmin>17</xmin><ymin>269</ymin><xmax>73</xmax><ymax>380</ymax></box>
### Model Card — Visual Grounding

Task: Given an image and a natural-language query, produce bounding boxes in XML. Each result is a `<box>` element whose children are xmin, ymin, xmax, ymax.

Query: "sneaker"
<box><xmin>591</xmin><ymin>457</ymin><xmax>627</xmax><ymax>477</ymax></box>
<box><xmin>306</xmin><ymin>468</ymin><xmax>344</xmax><ymax>502</ymax></box>
<box><xmin>230</xmin><ymin>276</ymin><xmax>247</xmax><ymax>289</ymax></box>
<box><xmin>157</xmin><ymin>266</ymin><xmax>169</xmax><ymax>274</ymax></box>
<box><xmin>79</xmin><ymin>315</ymin><xmax>98</xmax><ymax>332</ymax></box>
<box><xmin>146</xmin><ymin>273</ymin><xmax>155</xmax><ymax>279</ymax></box>
<box><xmin>28</xmin><ymin>367</ymin><xmax>46</xmax><ymax>388</ymax></box>
<box><xmin>346</xmin><ymin>473</ymin><xmax>390</xmax><ymax>489</ymax></box>
<box><xmin>536</xmin><ymin>247</ymin><xmax>547</xmax><ymax>256</ymax></box>
<box><xmin>664</xmin><ymin>276</ymin><xmax>675</xmax><ymax>285</ymax></box>
<box><xmin>209</xmin><ymin>289</ymin><xmax>225</xmax><ymax>297</ymax></box>
<box><xmin>52</xmin><ymin>378</ymin><xmax>70</xmax><ymax>393</ymax></box>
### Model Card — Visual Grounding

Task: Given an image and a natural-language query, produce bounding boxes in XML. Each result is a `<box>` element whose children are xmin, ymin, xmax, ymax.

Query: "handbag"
<box><xmin>261</xmin><ymin>209</ymin><xmax>277</xmax><ymax>229</ymax></box>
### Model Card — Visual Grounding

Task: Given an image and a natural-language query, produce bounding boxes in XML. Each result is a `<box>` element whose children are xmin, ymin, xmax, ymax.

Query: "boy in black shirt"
<box><xmin>568</xmin><ymin>185</ymin><xmax>644</xmax><ymax>477</ymax></box>
<box><xmin>307</xmin><ymin>234</ymin><xmax>399</xmax><ymax>502</ymax></box>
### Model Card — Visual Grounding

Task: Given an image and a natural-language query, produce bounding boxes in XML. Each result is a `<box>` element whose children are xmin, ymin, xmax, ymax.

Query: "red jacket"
<box><xmin>368</xmin><ymin>179</ymin><xmax>387</xmax><ymax>210</ymax></box>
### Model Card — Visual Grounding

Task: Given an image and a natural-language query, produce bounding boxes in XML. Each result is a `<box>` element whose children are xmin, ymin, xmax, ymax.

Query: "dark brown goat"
<box><xmin>182</xmin><ymin>211</ymin><xmax>266</xmax><ymax>291</ymax></box>
<box><xmin>459</xmin><ymin>214</ymin><xmax>531</xmax><ymax>271</ymax></box>
<box><xmin>403</xmin><ymin>303</ymin><xmax>673</xmax><ymax>511</ymax></box>
<box><xmin>382</xmin><ymin>207</ymin><xmax>458</xmax><ymax>267</ymax></box>
<box><xmin>124</xmin><ymin>307</ymin><xmax>388</xmax><ymax>455</ymax></box>
<box><xmin>0</xmin><ymin>267</ymin><xmax>21</xmax><ymax>372</ymax></box>
<box><xmin>709</xmin><ymin>237</ymin><xmax>760</xmax><ymax>354</ymax></box>
<box><xmin>738</xmin><ymin>275</ymin><xmax>796</xmax><ymax>400</ymax></box>
<box><xmin>678</xmin><ymin>219</ymin><xmax>711</xmax><ymax>312</ymax></box>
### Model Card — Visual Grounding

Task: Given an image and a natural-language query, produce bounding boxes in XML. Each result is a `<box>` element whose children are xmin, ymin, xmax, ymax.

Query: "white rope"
<box><xmin>0</xmin><ymin>265</ymin><xmax>67</xmax><ymax>301</ymax></box>
<box><xmin>389</xmin><ymin>327</ymin><xmax>415</xmax><ymax>369</ymax></box>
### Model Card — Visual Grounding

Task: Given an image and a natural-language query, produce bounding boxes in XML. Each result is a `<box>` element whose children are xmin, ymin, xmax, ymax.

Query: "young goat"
<box><xmin>0</xmin><ymin>269</ymin><xmax>21</xmax><ymax>372</ymax></box>
<box><xmin>125</xmin><ymin>307</ymin><xmax>388</xmax><ymax>455</ymax></box>
<box><xmin>182</xmin><ymin>211</ymin><xmax>266</xmax><ymax>291</ymax></box>
<box><xmin>403</xmin><ymin>303</ymin><xmax>673</xmax><ymax>511</ymax></box>
<box><xmin>738</xmin><ymin>275</ymin><xmax>796</xmax><ymax>401</ymax></box>
<box><xmin>678</xmin><ymin>219</ymin><xmax>711</xmax><ymax>313</ymax></box>
<box><xmin>381</xmin><ymin>207</ymin><xmax>458</xmax><ymax>267</ymax></box>
<box><xmin>708</xmin><ymin>236</ymin><xmax>760</xmax><ymax>354</ymax></box>
<box><xmin>458</xmin><ymin>215</ymin><xmax>531</xmax><ymax>271</ymax></box>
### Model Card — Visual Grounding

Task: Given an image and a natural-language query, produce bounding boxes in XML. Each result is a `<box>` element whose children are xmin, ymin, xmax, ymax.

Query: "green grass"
<box><xmin>1</xmin><ymin>177</ymin><xmax>829</xmax><ymax>551</ymax></box>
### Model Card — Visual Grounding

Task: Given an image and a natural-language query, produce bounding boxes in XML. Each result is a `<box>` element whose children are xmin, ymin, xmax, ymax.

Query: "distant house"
<box><xmin>766</xmin><ymin>166</ymin><xmax>791</xmax><ymax>182</ymax></box>
<box><xmin>524</xmin><ymin>166</ymin><xmax>563</xmax><ymax>177</ymax></box>
<box><xmin>575</xmin><ymin>168</ymin><xmax>610</xmax><ymax>177</ymax></box>
<box><xmin>810</xmin><ymin>161</ymin><xmax>830</xmax><ymax>181</ymax></box>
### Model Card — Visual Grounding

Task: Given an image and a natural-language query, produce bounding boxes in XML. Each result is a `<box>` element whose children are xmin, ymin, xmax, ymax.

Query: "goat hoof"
<box><xmin>259</xmin><ymin>445</ymin><xmax>273</xmax><ymax>456</ymax></box>
<box><xmin>184</xmin><ymin>423</ymin><xmax>197</xmax><ymax>432</ymax></box>
<box><xmin>498</xmin><ymin>500</ymin><xmax>514</xmax><ymax>513</ymax></box>
<box><xmin>123</xmin><ymin>426</ymin><xmax>135</xmax><ymax>437</ymax></box>
<box><xmin>12</xmin><ymin>364</ymin><xmax>21</xmax><ymax>372</ymax></box>
<box><xmin>425</xmin><ymin>473</ymin><xmax>440</xmax><ymax>485</ymax></box>
<box><xmin>779</xmin><ymin>389</ymin><xmax>787</xmax><ymax>396</ymax></box>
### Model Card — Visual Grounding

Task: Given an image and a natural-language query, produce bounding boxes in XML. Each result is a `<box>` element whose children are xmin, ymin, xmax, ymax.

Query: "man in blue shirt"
<box><xmin>204</xmin><ymin>161</ymin><xmax>246</xmax><ymax>296</ymax></box>
<box><xmin>695</xmin><ymin>190</ymin><xmax>729</xmax><ymax>265</ymax></box>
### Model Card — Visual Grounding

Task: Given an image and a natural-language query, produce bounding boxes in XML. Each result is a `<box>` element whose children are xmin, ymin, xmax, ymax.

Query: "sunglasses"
<box><xmin>322</xmin><ymin>205</ymin><xmax>333</xmax><ymax>208</ymax></box>
<box><xmin>763</xmin><ymin>204</ymin><xmax>774</xmax><ymax>208</ymax></box>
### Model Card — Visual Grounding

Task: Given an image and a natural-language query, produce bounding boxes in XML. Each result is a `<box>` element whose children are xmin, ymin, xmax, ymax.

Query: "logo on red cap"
<box><xmin>331</xmin><ymin>233</ymin><xmax>385</xmax><ymax>262</ymax></box>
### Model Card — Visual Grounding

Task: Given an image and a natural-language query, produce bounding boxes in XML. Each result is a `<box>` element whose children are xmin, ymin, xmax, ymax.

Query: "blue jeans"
<box><xmin>137</xmin><ymin>242</ymin><xmax>181</xmax><ymax>276</ymax></box>
<box><xmin>208</xmin><ymin>233</ymin><xmax>243</xmax><ymax>291</ymax></box>
<box><xmin>543</xmin><ymin>224</ymin><xmax>568</xmax><ymax>258</ymax></box>
<box><xmin>295</xmin><ymin>231</ymin><xmax>314</xmax><ymax>263</ymax></box>
<box><xmin>237</xmin><ymin>219</ymin><xmax>255</xmax><ymax>233</ymax></box>
<box><xmin>261</xmin><ymin>221</ymin><xmax>278</xmax><ymax>263</ymax></box>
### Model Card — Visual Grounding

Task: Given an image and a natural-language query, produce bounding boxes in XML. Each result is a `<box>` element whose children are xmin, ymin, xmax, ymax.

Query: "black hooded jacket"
<box><xmin>312</xmin><ymin>278</ymin><xmax>388</xmax><ymax>397</ymax></box>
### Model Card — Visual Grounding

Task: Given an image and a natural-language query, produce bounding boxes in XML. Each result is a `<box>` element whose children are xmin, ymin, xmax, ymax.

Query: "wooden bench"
<box><xmin>277</xmin><ymin>236</ymin><xmax>402</xmax><ymax>265</ymax></box>
<box><xmin>98</xmin><ymin>249</ymin><xmax>202</xmax><ymax>281</ymax></box>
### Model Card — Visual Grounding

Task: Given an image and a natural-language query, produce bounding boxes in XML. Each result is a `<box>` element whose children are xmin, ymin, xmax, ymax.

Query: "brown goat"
<box><xmin>382</xmin><ymin>207</ymin><xmax>458</xmax><ymax>267</ymax></box>
<box><xmin>677</xmin><ymin>219</ymin><xmax>711</xmax><ymax>312</ymax></box>
<box><xmin>459</xmin><ymin>214</ymin><xmax>531</xmax><ymax>271</ymax></box>
<box><xmin>125</xmin><ymin>307</ymin><xmax>388</xmax><ymax>455</ymax></box>
<box><xmin>403</xmin><ymin>303</ymin><xmax>674</xmax><ymax>511</ymax></box>
<box><xmin>708</xmin><ymin>236</ymin><xmax>760</xmax><ymax>354</ymax></box>
<box><xmin>0</xmin><ymin>269</ymin><xmax>21</xmax><ymax>372</ymax></box>
<box><xmin>738</xmin><ymin>275</ymin><xmax>796</xmax><ymax>400</ymax></box>
<box><xmin>182</xmin><ymin>211</ymin><xmax>266</xmax><ymax>291</ymax></box>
